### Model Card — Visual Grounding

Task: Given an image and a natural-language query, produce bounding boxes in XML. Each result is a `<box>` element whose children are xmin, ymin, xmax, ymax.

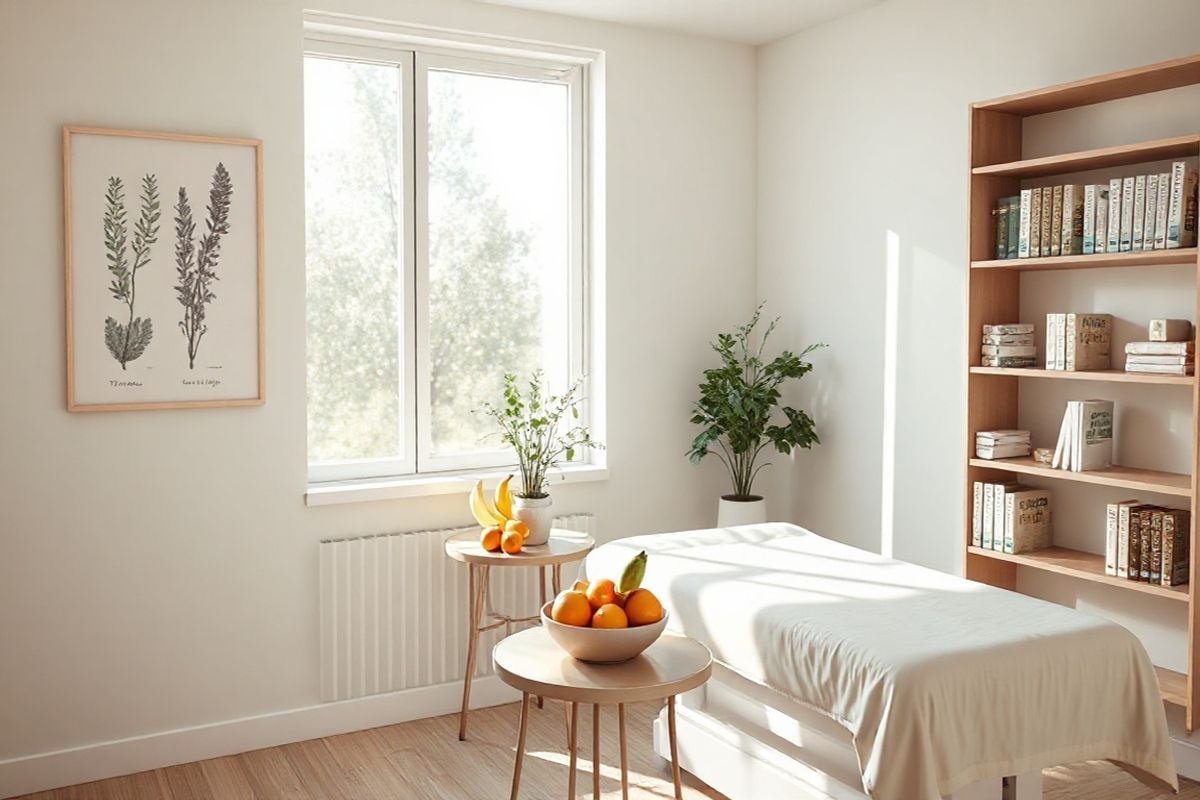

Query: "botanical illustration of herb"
<box><xmin>174</xmin><ymin>162</ymin><xmax>233</xmax><ymax>369</ymax></box>
<box><xmin>103</xmin><ymin>174</ymin><xmax>160</xmax><ymax>369</ymax></box>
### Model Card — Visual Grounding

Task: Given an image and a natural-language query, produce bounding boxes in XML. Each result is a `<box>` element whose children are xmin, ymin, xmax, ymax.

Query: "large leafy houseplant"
<box><xmin>481</xmin><ymin>371</ymin><xmax>602</xmax><ymax>499</ymax></box>
<box><xmin>688</xmin><ymin>306</ymin><xmax>824</xmax><ymax>500</ymax></box>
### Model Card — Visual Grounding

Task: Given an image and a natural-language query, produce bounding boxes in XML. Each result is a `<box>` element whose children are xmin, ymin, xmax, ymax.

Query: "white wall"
<box><xmin>0</xmin><ymin>0</ymin><xmax>756</xmax><ymax>779</ymax></box>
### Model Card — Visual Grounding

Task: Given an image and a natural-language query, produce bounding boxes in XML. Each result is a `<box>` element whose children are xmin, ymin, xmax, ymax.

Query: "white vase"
<box><xmin>717</xmin><ymin>495</ymin><xmax>767</xmax><ymax>528</ymax></box>
<box><xmin>514</xmin><ymin>495</ymin><xmax>554</xmax><ymax>545</ymax></box>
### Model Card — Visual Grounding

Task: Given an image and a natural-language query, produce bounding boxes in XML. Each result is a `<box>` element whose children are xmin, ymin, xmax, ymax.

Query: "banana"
<box><xmin>493</xmin><ymin>474</ymin><xmax>514</xmax><ymax>520</ymax></box>
<box><xmin>469</xmin><ymin>480</ymin><xmax>504</xmax><ymax>527</ymax></box>
<box><xmin>617</xmin><ymin>550</ymin><xmax>648</xmax><ymax>594</ymax></box>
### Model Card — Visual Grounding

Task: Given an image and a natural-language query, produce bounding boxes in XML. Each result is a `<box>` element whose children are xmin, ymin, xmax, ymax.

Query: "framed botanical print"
<box><xmin>63</xmin><ymin>126</ymin><xmax>264</xmax><ymax>411</ymax></box>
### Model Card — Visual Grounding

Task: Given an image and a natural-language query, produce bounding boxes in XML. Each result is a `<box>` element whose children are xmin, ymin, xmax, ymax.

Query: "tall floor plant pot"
<box><xmin>514</xmin><ymin>495</ymin><xmax>554</xmax><ymax>545</ymax></box>
<box><xmin>717</xmin><ymin>495</ymin><xmax>767</xmax><ymax>528</ymax></box>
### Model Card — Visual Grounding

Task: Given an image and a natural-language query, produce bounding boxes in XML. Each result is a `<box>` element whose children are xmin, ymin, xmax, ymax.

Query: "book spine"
<box><xmin>1155</xmin><ymin>172</ymin><xmax>1171</xmax><ymax>249</ymax></box>
<box><xmin>982</xmin><ymin>484</ymin><xmax>994</xmax><ymax>550</ymax></box>
<box><xmin>1139</xmin><ymin>509</ymin><xmax>1153</xmax><ymax>581</ymax></box>
<box><xmin>1062</xmin><ymin>184</ymin><xmax>1084</xmax><ymax>255</ymax></box>
<box><xmin>972</xmin><ymin>481</ymin><xmax>983</xmax><ymax>547</ymax></box>
<box><xmin>1105</xmin><ymin>503</ymin><xmax>1119</xmax><ymax>576</ymax></box>
<box><xmin>1050</xmin><ymin>185</ymin><xmax>1064</xmax><ymax>256</ymax></box>
<box><xmin>1006</xmin><ymin>198</ymin><xmax>1020</xmax><ymax>259</ymax></box>
<box><xmin>1117</xmin><ymin>504</ymin><xmax>1130</xmax><ymax>579</ymax></box>
<box><xmin>995</xmin><ymin>199</ymin><xmax>1009</xmax><ymax>259</ymax></box>
<box><xmin>1120</xmin><ymin>176</ymin><xmax>1135</xmax><ymax>251</ymax></box>
<box><xmin>1107</xmin><ymin>178</ymin><xmax>1123</xmax><ymax>252</ymax></box>
<box><xmin>1094</xmin><ymin>185</ymin><xmax>1109</xmax><ymax>254</ymax></box>
<box><xmin>1030</xmin><ymin>188</ymin><xmax>1043</xmax><ymax>257</ymax></box>
<box><xmin>1018</xmin><ymin>189</ymin><xmax>1032</xmax><ymax>258</ymax></box>
<box><xmin>1083</xmin><ymin>185</ymin><xmax>1096</xmax><ymax>254</ymax></box>
<box><xmin>1143</xmin><ymin>173</ymin><xmax>1158</xmax><ymax>251</ymax></box>
<box><xmin>1150</xmin><ymin>509</ymin><xmax>1164</xmax><ymax>584</ymax></box>
<box><xmin>992</xmin><ymin>484</ymin><xmax>1006</xmax><ymax>551</ymax></box>
<box><xmin>1045</xmin><ymin>313</ymin><xmax>1058</xmax><ymax>369</ymax></box>
<box><xmin>1004</xmin><ymin>494</ymin><xmax>1015</xmax><ymax>554</ymax></box>
<box><xmin>1065</xmin><ymin>312</ymin><xmax>1077</xmax><ymax>371</ymax></box>
<box><xmin>1132</xmin><ymin>174</ymin><xmax>1146</xmax><ymax>250</ymax></box>
<box><xmin>1128</xmin><ymin>509</ymin><xmax>1142</xmax><ymax>581</ymax></box>
<box><xmin>1040</xmin><ymin>186</ymin><xmax>1055</xmax><ymax>256</ymax></box>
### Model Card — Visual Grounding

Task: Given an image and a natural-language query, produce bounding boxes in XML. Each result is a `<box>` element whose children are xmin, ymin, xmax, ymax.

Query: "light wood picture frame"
<box><xmin>63</xmin><ymin>126</ymin><xmax>265</xmax><ymax>412</ymax></box>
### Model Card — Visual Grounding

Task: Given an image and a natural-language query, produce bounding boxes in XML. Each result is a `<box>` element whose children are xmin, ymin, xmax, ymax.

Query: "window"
<box><xmin>304</xmin><ymin>36</ymin><xmax>589</xmax><ymax>483</ymax></box>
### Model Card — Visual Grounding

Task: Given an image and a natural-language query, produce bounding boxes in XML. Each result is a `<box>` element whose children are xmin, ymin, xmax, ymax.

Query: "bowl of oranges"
<box><xmin>541</xmin><ymin>551</ymin><xmax>667</xmax><ymax>663</ymax></box>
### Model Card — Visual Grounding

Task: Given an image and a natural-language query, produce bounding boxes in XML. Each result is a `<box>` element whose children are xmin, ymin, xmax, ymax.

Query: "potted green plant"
<box><xmin>688</xmin><ymin>305</ymin><xmax>825</xmax><ymax>527</ymax></box>
<box><xmin>480</xmin><ymin>371</ymin><xmax>602</xmax><ymax>545</ymax></box>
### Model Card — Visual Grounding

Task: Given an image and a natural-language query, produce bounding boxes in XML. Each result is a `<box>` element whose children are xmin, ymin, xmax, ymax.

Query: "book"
<box><xmin>1052</xmin><ymin>312</ymin><xmax>1066</xmax><ymax>370</ymax></box>
<box><xmin>1162</xmin><ymin>510</ymin><xmax>1190</xmax><ymax>586</ymax></box>
<box><xmin>1005</xmin><ymin>489</ymin><xmax>1052</xmax><ymax>554</ymax></box>
<box><xmin>1115</xmin><ymin>500</ymin><xmax>1140</xmax><ymax>579</ymax></box>
<box><xmin>1061</xmin><ymin>184</ymin><xmax>1084</xmax><ymax>255</ymax></box>
<box><xmin>994</xmin><ymin>199</ymin><xmax>1009</xmax><ymax>259</ymax></box>
<box><xmin>1083</xmin><ymin>185</ymin><xmax>1097</xmax><ymax>254</ymax></box>
<box><xmin>1005</xmin><ymin>198</ymin><xmax>1020</xmax><ymax>259</ymax></box>
<box><xmin>1126</xmin><ymin>354</ymin><xmax>1195</xmax><ymax>366</ymax></box>
<box><xmin>1074</xmin><ymin>399</ymin><xmax>1113</xmax><ymax>472</ymax></box>
<box><xmin>976</xmin><ymin>443</ymin><xmax>1032</xmax><ymax>459</ymax></box>
<box><xmin>1131</xmin><ymin>174</ymin><xmax>1146</xmax><ymax>250</ymax></box>
<box><xmin>993</xmin><ymin>482</ymin><xmax>1020</xmax><ymax>551</ymax></box>
<box><xmin>1039</xmin><ymin>186</ymin><xmax>1055</xmax><ymax>256</ymax></box>
<box><xmin>1149</xmin><ymin>319</ymin><xmax>1191</xmax><ymax>342</ymax></box>
<box><xmin>976</xmin><ymin>430</ymin><xmax>1031</xmax><ymax>443</ymax></box>
<box><xmin>1107</xmin><ymin>177</ymin><xmax>1123</xmax><ymax>253</ymax></box>
<box><xmin>982</xmin><ymin>333</ymin><xmax>1034</xmax><ymax>345</ymax></box>
<box><xmin>983</xmin><ymin>323</ymin><xmax>1034</xmax><ymax>335</ymax></box>
<box><xmin>1094</xmin><ymin>184</ymin><xmax>1109</xmax><ymax>255</ymax></box>
<box><xmin>1150</xmin><ymin>509</ymin><xmax>1164</xmax><ymax>583</ymax></box>
<box><xmin>1018</xmin><ymin>189</ymin><xmax>1033</xmax><ymax>258</ymax></box>
<box><xmin>1063</xmin><ymin>313</ymin><xmax>1112</xmax><ymax>371</ymax></box>
<box><xmin>972</xmin><ymin>481</ymin><xmax>984</xmax><ymax>547</ymax></box>
<box><xmin>1139</xmin><ymin>508</ymin><xmax>1154</xmax><ymax>581</ymax></box>
<box><xmin>1142</xmin><ymin>173</ymin><xmax>1158</xmax><ymax>251</ymax></box>
<box><xmin>1029</xmin><ymin>188</ymin><xmax>1043</xmax><ymax>257</ymax></box>
<box><xmin>1119</xmin><ymin>176</ymin><xmax>1135</xmax><ymax>251</ymax></box>
<box><xmin>982</xmin><ymin>344</ymin><xmax>1036</xmax><ymax>357</ymax></box>
<box><xmin>981</xmin><ymin>355</ymin><xmax>1037</xmax><ymax>368</ymax></box>
<box><xmin>1166</xmin><ymin>161</ymin><xmax>1199</xmax><ymax>249</ymax></box>
<box><xmin>982</xmin><ymin>483</ymin><xmax>995</xmax><ymax>549</ymax></box>
<box><xmin>1050</xmin><ymin>185</ymin><xmax>1064</xmax><ymax>257</ymax></box>
<box><xmin>1126</xmin><ymin>341</ymin><xmax>1194</xmax><ymax>355</ymax></box>
<box><xmin>1105</xmin><ymin>502</ymin><xmax>1119</xmax><ymax>575</ymax></box>
<box><xmin>1154</xmin><ymin>172</ymin><xmax>1171</xmax><ymax>249</ymax></box>
<box><xmin>1051</xmin><ymin>401</ymin><xmax>1073</xmax><ymax>470</ymax></box>
<box><xmin>1045</xmin><ymin>313</ymin><xmax>1059</xmax><ymax>369</ymax></box>
<box><xmin>1127</xmin><ymin>505</ymin><xmax>1152</xmax><ymax>581</ymax></box>
<box><xmin>1125</xmin><ymin>363</ymin><xmax>1195</xmax><ymax>375</ymax></box>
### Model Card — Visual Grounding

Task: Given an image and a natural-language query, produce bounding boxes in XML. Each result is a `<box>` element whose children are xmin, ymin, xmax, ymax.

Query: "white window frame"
<box><xmin>303</xmin><ymin>22</ymin><xmax>594</xmax><ymax>485</ymax></box>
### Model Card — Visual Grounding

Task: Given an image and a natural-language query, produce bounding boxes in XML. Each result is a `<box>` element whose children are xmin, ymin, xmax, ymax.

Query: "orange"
<box><xmin>591</xmin><ymin>603</ymin><xmax>628</xmax><ymax>629</ymax></box>
<box><xmin>480</xmin><ymin>526</ymin><xmax>503</xmax><ymax>552</ymax></box>
<box><xmin>500</xmin><ymin>529</ymin><xmax>523</xmax><ymax>555</ymax></box>
<box><xmin>572</xmin><ymin>579</ymin><xmax>590</xmax><ymax>594</ymax></box>
<box><xmin>551</xmin><ymin>590</ymin><xmax>592</xmax><ymax>627</ymax></box>
<box><xmin>505</xmin><ymin>519</ymin><xmax>530</xmax><ymax>540</ymax></box>
<box><xmin>586</xmin><ymin>578</ymin><xmax>616</xmax><ymax>610</ymax></box>
<box><xmin>624</xmin><ymin>589</ymin><xmax>663</xmax><ymax>626</ymax></box>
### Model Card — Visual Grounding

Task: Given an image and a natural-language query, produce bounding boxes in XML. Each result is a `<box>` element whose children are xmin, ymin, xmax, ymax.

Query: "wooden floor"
<box><xmin>13</xmin><ymin>700</ymin><xmax>1200</xmax><ymax>799</ymax></box>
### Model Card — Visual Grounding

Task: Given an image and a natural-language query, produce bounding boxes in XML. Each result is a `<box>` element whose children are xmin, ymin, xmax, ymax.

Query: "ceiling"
<box><xmin>474</xmin><ymin>0</ymin><xmax>884</xmax><ymax>45</ymax></box>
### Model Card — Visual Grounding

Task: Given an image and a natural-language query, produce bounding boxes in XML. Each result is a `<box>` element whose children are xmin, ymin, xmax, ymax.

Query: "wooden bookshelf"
<box><xmin>966</xmin><ymin>56</ymin><xmax>1200</xmax><ymax>728</ymax></box>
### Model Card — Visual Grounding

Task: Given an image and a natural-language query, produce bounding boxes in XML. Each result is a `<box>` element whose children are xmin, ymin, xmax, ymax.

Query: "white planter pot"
<box><xmin>717</xmin><ymin>495</ymin><xmax>767</xmax><ymax>528</ymax></box>
<box><xmin>514</xmin><ymin>495</ymin><xmax>554</xmax><ymax>546</ymax></box>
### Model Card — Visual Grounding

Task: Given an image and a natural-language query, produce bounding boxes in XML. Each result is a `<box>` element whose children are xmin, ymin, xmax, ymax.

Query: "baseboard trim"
<box><xmin>0</xmin><ymin>676</ymin><xmax>520</xmax><ymax>798</ymax></box>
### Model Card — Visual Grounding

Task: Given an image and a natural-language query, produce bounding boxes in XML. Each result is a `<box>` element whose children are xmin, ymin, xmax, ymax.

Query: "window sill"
<box><xmin>305</xmin><ymin>463</ymin><xmax>609</xmax><ymax>507</ymax></box>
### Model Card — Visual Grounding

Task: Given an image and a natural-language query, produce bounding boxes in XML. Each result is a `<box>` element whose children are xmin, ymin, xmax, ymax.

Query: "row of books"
<box><xmin>971</xmin><ymin>482</ymin><xmax>1052</xmax><ymax>554</ymax></box>
<box><xmin>981</xmin><ymin>323</ymin><xmax>1035</xmax><ymax>367</ymax></box>
<box><xmin>1125</xmin><ymin>340</ymin><xmax>1195</xmax><ymax>375</ymax></box>
<box><xmin>992</xmin><ymin>161</ymin><xmax>1199</xmax><ymax>260</ymax></box>
<box><xmin>1044</xmin><ymin>313</ymin><xmax>1111</xmax><ymax>370</ymax></box>
<box><xmin>1104</xmin><ymin>502</ymin><xmax>1189</xmax><ymax>586</ymax></box>
<box><xmin>1051</xmin><ymin>399</ymin><xmax>1113</xmax><ymax>472</ymax></box>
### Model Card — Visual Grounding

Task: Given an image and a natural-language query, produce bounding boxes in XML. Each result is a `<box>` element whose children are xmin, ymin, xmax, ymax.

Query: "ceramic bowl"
<box><xmin>540</xmin><ymin>601</ymin><xmax>669</xmax><ymax>663</ymax></box>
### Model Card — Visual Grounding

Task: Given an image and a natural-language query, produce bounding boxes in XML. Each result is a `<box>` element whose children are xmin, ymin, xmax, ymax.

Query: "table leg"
<box><xmin>618</xmin><ymin>703</ymin><xmax>629</xmax><ymax>800</ymax></box>
<box><xmin>537</xmin><ymin>567</ymin><xmax>547</xmax><ymax>710</ymax></box>
<box><xmin>668</xmin><ymin>695</ymin><xmax>682</xmax><ymax>800</ymax></box>
<box><xmin>509</xmin><ymin>692</ymin><xmax>530</xmax><ymax>800</ymax></box>
<box><xmin>592</xmin><ymin>703</ymin><xmax>601</xmax><ymax>799</ymax></box>
<box><xmin>567</xmin><ymin>701</ymin><xmax>580</xmax><ymax>799</ymax></box>
<box><xmin>552</xmin><ymin>563</ymin><xmax>562</xmax><ymax>595</ymax></box>
<box><xmin>458</xmin><ymin>564</ymin><xmax>489</xmax><ymax>741</ymax></box>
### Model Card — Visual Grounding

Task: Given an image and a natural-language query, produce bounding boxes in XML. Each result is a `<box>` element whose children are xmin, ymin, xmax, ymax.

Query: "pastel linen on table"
<box><xmin>585</xmin><ymin>522</ymin><xmax>1176</xmax><ymax>800</ymax></box>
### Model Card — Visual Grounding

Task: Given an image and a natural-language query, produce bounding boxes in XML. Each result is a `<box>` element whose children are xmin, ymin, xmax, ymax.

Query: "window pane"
<box><xmin>305</xmin><ymin>57</ymin><xmax>404</xmax><ymax>463</ymax></box>
<box><xmin>426</xmin><ymin>69</ymin><xmax>570</xmax><ymax>459</ymax></box>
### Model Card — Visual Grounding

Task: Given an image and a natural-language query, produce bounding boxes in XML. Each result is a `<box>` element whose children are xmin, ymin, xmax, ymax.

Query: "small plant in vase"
<box><xmin>480</xmin><ymin>371</ymin><xmax>602</xmax><ymax>545</ymax></box>
<box><xmin>688</xmin><ymin>304</ymin><xmax>825</xmax><ymax>527</ymax></box>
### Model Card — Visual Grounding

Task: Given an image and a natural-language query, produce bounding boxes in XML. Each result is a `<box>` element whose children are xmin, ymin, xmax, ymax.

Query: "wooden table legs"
<box><xmin>618</xmin><ymin>703</ymin><xmax>629</xmax><ymax>800</ymax></box>
<box><xmin>567</xmin><ymin>702</ymin><xmax>580</xmax><ymax>799</ymax></box>
<box><xmin>509</xmin><ymin>692</ymin><xmax>531</xmax><ymax>800</ymax></box>
<box><xmin>593</xmin><ymin>704</ymin><xmax>601</xmax><ymax>798</ymax></box>
<box><xmin>668</xmin><ymin>695</ymin><xmax>682</xmax><ymax>800</ymax></box>
<box><xmin>458</xmin><ymin>564</ymin><xmax>490</xmax><ymax>741</ymax></box>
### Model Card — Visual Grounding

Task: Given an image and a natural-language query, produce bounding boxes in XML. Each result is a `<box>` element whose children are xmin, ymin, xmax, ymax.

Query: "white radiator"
<box><xmin>318</xmin><ymin>513</ymin><xmax>596</xmax><ymax>702</ymax></box>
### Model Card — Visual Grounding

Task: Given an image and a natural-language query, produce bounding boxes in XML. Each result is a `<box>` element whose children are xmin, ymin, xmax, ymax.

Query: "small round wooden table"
<box><xmin>494</xmin><ymin>627</ymin><xmax>712</xmax><ymax>800</ymax></box>
<box><xmin>445</xmin><ymin>528</ymin><xmax>594</xmax><ymax>741</ymax></box>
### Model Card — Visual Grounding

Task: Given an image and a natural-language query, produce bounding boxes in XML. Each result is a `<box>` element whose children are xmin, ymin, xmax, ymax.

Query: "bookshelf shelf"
<box><xmin>972</xmin><ymin>133</ymin><xmax>1200</xmax><ymax>178</ymax></box>
<box><xmin>968</xmin><ymin>457</ymin><xmax>1192</xmax><ymax>497</ymax></box>
<box><xmin>967</xmin><ymin>55</ymin><xmax>1200</xmax><ymax>729</ymax></box>
<box><xmin>969</xmin><ymin>366</ymin><xmax>1194</xmax><ymax>386</ymax></box>
<box><xmin>971</xmin><ymin>247</ymin><xmax>1198</xmax><ymax>272</ymax></box>
<box><xmin>967</xmin><ymin>545</ymin><xmax>1189</xmax><ymax>602</ymax></box>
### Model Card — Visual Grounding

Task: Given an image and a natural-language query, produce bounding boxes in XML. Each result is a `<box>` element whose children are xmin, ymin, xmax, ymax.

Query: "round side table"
<box><xmin>494</xmin><ymin>627</ymin><xmax>712</xmax><ymax>800</ymax></box>
<box><xmin>445</xmin><ymin>528</ymin><xmax>594</xmax><ymax>741</ymax></box>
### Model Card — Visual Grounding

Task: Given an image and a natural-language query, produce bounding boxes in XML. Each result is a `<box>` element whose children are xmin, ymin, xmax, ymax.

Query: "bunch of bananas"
<box><xmin>470</xmin><ymin>476</ymin><xmax>529</xmax><ymax>554</ymax></box>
